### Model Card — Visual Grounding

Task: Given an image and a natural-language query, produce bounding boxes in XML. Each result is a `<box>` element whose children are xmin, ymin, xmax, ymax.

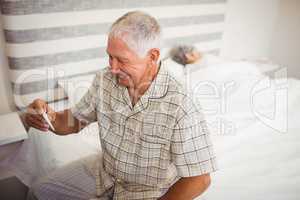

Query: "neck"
<box><xmin>128</xmin><ymin>62</ymin><xmax>160</xmax><ymax>106</ymax></box>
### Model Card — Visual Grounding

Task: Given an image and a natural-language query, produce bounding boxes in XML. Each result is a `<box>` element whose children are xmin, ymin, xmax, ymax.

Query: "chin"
<box><xmin>117</xmin><ymin>77</ymin><xmax>130</xmax><ymax>87</ymax></box>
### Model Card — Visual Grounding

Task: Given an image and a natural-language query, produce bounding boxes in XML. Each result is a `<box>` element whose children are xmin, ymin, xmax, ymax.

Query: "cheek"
<box><xmin>120</xmin><ymin>66</ymin><xmax>131</xmax><ymax>76</ymax></box>
<box><xmin>122</xmin><ymin>62</ymin><xmax>147</xmax><ymax>80</ymax></box>
<box><xmin>132</xmin><ymin>65</ymin><xmax>145</xmax><ymax>77</ymax></box>
<box><xmin>123</xmin><ymin>64</ymin><xmax>137</xmax><ymax>75</ymax></box>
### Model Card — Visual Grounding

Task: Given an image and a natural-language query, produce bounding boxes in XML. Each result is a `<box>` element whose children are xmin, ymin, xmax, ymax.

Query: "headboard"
<box><xmin>0</xmin><ymin>0</ymin><xmax>227</xmax><ymax>109</ymax></box>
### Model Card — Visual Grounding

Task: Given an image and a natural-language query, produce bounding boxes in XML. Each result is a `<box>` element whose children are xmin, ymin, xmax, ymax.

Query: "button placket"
<box><xmin>114</xmin><ymin>114</ymin><xmax>132</xmax><ymax>175</ymax></box>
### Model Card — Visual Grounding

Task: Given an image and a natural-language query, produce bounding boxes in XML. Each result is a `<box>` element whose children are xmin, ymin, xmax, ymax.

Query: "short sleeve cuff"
<box><xmin>70</xmin><ymin>103</ymin><xmax>92</xmax><ymax>124</ymax></box>
<box><xmin>176</xmin><ymin>156</ymin><xmax>218</xmax><ymax>177</ymax></box>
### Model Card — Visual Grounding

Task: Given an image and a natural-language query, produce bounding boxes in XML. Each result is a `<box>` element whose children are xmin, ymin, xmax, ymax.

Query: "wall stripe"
<box><xmin>6</xmin><ymin>34</ymin><xmax>108</xmax><ymax>58</ymax></box>
<box><xmin>14</xmin><ymin>88</ymin><xmax>67</xmax><ymax>108</ymax></box>
<box><xmin>8</xmin><ymin>47</ymin><xmax>107</xmax><ymax>70</ymax></box>
<box><xmin>10</xmin><ymin>58</ymin><xmax>108</xmax><ymax>83</ymax></box>
<box><xmin>12</xmin><ymin>70</ymin><xmax>99</xmax><ymax>95</ymax></box>
<box><xmin>164</xmin><ymin>32</ymin><xmax>223</xmax><ymax>47</ymax></box>
<box><xmin>2</xmin><ymin>4</ymin><xmax>226</xmax><ymax>30</ymax></box>
<box><xmin>1</xmin><ymin>0</ymin><xmax>226</xmax><ymax>15</ymax></box>
<box><xmin>164</xmin><ymin>23</ymin><xmax>225</xmax><ymax>39</ymax></box>
<box><xmin>4</xmin><ymin>14</ymin><xmax>225</xmax><ymax>43</ymax></box>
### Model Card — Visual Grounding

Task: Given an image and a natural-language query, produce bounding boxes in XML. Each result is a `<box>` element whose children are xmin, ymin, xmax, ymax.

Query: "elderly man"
<box><xmin>26</xmin><ymin>11</ymin><xmax>217</xmax><ymax>200</ymax></box>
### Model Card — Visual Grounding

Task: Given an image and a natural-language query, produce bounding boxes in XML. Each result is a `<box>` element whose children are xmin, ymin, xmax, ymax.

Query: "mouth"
<box><xmin>117</xmin><ymin>74</ymin><xmax>127</xmax><ymax>79</ymax></box>
<box><xmin>115</xmin><ymin>70</ymin><xmax>130</xmax><ymax>80</ymax></box>
<box><xmin>116</xmin><ymin>73</ymin><xmax>130</xmax><ymax>86</ymax></box>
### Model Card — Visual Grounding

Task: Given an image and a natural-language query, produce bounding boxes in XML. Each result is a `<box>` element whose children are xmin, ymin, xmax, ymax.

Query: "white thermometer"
<box><xmin>42</xmin><ymin>112</ymin><xmax>55</xmax><ymax>131</ymax></box>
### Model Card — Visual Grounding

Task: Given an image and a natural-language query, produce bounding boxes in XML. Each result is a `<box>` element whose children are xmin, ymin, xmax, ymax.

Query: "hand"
<box><xmin>25</xmin><ymin>99</ymin><xmax>56</xmax><ymax>132</ymax></box>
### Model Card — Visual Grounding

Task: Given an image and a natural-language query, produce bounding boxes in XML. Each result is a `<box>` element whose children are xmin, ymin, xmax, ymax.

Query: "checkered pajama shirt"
<box><xmin>71</xmin><ymin>63</ymin><xmax>217</xmax><ymax>199</ymax></box>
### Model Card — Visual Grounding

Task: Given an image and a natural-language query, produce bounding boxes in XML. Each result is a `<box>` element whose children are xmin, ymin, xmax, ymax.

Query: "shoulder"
<box><xmin>165</xmin><ymin>70</ymin><xmax>201</xmax><ymax>119</ymax></box>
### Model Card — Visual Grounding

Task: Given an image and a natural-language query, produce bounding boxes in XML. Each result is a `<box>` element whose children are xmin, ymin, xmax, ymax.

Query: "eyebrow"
<box><xmin>106</xmin><ymin>51</ymin><xmax>129</xmax><ymax>61</ymax></box>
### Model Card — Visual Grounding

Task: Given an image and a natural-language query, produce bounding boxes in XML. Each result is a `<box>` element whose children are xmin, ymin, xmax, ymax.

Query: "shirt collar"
<box><xmin>141</xmin><ymin>61</ymin><xmax>169</xmax><ymax>100</ymax></box>
<box><xmin>111</xmin><ymin>61</ymin><xmax>169</xmax><ymax>112</ymax></box>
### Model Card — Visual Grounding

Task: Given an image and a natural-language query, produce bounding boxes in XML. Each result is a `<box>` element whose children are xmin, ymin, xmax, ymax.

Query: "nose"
<box><xmin>109</xmin><ymin>58</ymin><xmax>120</xmax><ymax>75</ymax></box>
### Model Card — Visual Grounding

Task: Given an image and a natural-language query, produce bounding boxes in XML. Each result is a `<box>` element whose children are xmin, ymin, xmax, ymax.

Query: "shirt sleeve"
<box><xmin>171</xmin><ymin>97</ymin><xmax>217</xmax><ymax>177</ymax></box>
<box><xmin>70</xmin><ymin>73</ymin><xmax>101</xmax><ymax>125</ymax></box>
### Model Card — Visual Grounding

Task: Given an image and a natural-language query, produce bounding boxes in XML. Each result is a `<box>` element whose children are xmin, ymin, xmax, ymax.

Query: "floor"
<box><xmin>0</xmin><ymin>176</ymin><xmax>28</xmax><ymax>200</ymax></box>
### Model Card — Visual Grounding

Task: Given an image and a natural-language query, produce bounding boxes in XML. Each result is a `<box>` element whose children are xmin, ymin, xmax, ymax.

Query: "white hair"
<box><xmin>169</xmin><ymin>45</ymin><xmax>197</xmax><ymax>65</ymax></box>
<box><xmin>108</xmin><ymin>11</ymin><xmax>162</xmax><ymax>57</ymax></box>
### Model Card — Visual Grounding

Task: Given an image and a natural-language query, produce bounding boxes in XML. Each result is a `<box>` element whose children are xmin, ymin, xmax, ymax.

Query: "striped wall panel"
<box><xmin>0</xmin><ymin>0</ymin><xmax>227</xmax><ymax>108</ymax></box>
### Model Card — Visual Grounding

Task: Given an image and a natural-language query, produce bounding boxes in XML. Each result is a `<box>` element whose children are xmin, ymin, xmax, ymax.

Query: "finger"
<box><xmin>28</xmin><ymin>112</ymin><xmax>44</xmax><ymax>120</ymax></box>
<box><xmin>27</xmin><ymin>115</ymin><xmax>46</xmax><ymax>129</ymax></box>
<box><xmin>27</xmin><ymin>119</ymin><xmax>49</xmax><ymax>132</ymax></box>
<box><xmin>27</xmin><ymin>115</ymin><xmax>49</xmax><ymax>130</ymax></box>
<box><xmin>28</xmin><ymin>119</ymin><xmax>49</xmax><ymax>132</ymax></box>
<box><xmin>27</xmin><ymin>113</ymin><xmax>46</xmax><ymax>124</ymax></box>
<box><xmin>29</xmin><ymin>114</ymin><xmax>48</xmax><ymax>128</ymax></box>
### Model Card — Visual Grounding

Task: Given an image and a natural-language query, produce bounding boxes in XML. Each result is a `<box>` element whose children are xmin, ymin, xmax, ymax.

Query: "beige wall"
<box><xmin>0</xmin><ymin>16</ymin><xmax>15</xmax><ymax>114</ymax></box>
<box><xmin>270</xmin><ymin>0</ymin><xmax>300</xmax><ymax>79</ymax></box>
<box><xmin>221</xmin><ymin>0</ymin><xmax>280</xmax><ymax>60</ymax></box>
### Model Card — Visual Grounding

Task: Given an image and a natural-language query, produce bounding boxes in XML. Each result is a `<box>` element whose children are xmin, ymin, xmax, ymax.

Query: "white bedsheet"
<box><xmin>202</xmin><ymin>111</ymin><xmax>300</xmax><ymax>200</ymax></box>
<box><xmin>1</xmin><ymin>60</ymin><xmax>300</xmax><ymax>199</ymax></box>
<box><xmin>199</xmin><ymin>77</ymin><xmax>300</xmax><ymax>200</ymax></box>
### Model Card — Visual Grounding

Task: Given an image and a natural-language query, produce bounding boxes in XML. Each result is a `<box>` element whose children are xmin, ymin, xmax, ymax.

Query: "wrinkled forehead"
<box><xmin>106</xmin><ymin>36</ymin><xmax>136</xmax><ymax>58</ymax></box>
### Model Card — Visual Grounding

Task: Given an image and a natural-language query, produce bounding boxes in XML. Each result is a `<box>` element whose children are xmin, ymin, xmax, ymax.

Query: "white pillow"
<box><xmin>165</xmin><ymin>58</ymin><xmax>267</xmax><ymax>132</ymax></box>
<box><xmin>188</xmin><ymin>61</ymin><xmax>269</xmax><ymax>130</ymax></box>
<box><xmin>164</xmin><ymin>58</ymin><xmax>185</xmax><ymax>81</ymax></box>
<box><xmin>58</xmin><ymin>74</ymin><xmax>96</xmax><ymax>106</ymax></box>
<box><xmin>164</xmin><ymin>54</ymin><xmax>225</xmax><ymax>79</ymax></box>
<box><xmin>187</xmin><ymin>54</ymin><xmax>226</xmax><ymax>72</ymax></box>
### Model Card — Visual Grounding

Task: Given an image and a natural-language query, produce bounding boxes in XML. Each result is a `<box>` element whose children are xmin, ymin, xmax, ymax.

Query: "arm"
<box><xmin>159</xmin><ymin>174</ymin><xmax>211</xmax><ymax>200</ymax></box>
<box><xmin>26</xmin><ymin>74</ymin><xmax>100</xmax><ymax>134</ymax></box>
<box><xmin>25</xmin><ymin>99</ymin><xmax>86</xmax><ymax>135</ymax></box>
<box><xmin>166</xmin><ymin>95</ymin><xmax>217</xmax><ymax>200</ymax></box>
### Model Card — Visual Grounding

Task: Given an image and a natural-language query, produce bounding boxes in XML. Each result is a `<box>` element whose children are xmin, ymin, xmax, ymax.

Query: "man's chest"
<box><xmin>97</xmin><ymin>102</ymin><xmax>177</xmax><ymax>151</ymax></box>
<box><xmin>96</xmin><ymin>100</ymin><xmax>177</xmax><ymax>180</ymax></box>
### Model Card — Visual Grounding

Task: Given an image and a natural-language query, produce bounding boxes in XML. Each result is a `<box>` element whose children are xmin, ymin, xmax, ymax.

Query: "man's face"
<box><xmin>106</xmin><ymin>36</ymin><xmax>150</xmax><ymax>88</ymax></box>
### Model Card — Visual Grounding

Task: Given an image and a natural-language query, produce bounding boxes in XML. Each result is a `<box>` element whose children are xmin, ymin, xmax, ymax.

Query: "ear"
<box><xmin>147</xmin><ymin>48</ymin><xmax>160</xmax><ymax>64</ymax></box>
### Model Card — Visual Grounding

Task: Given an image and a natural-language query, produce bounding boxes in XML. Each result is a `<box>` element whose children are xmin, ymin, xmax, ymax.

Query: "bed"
<box><xmin>1</xmin><ymin>0</ymin><xmax>300</xmax><ymax>199</ymax></box>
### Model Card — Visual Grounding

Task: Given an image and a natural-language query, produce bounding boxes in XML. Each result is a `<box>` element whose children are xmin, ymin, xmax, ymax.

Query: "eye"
<box><xmin>119</xmin><ymin>59</ymin><xmax>126</xmax><ymax>64</ymax></box>
<box><xmin>119</xmin><ymin>58</ymin><xmax>128</xmax><ymax>64</ymax></box>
